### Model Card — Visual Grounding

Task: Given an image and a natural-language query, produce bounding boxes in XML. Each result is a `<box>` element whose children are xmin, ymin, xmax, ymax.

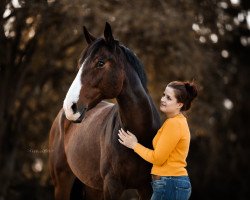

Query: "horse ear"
<box><xmin>83</xmin><ymin>26</ymin><xmax>96</xmax><ymax>44</ymax></box>
<box><xmin>104</xmin><ymin>22</ymin><xmax>115</xmax><ymax>46</ymax></box>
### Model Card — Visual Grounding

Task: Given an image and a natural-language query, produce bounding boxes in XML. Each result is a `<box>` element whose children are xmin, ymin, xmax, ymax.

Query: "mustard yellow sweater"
<box><xmin>134</xmin><ymin>113</ymin><xmax>190</xmax><ymax>176</ymax></box>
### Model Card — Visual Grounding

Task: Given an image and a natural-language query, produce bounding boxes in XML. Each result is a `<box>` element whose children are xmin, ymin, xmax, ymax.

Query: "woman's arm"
<box><xmin>118</xmin><ymin>119</ymin><xmax>181</xmax><ymax>166</ymax></box>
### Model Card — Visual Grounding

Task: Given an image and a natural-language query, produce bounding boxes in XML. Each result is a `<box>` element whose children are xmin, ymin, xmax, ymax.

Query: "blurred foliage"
<box><xmin>0</xmin><ymin>0</ymin><xmax>250</xmax><ymax>199</ymax></box>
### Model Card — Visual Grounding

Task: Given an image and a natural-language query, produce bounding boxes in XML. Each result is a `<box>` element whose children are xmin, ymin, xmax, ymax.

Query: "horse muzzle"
<box><xmin>64</xmin><ymin>102</ymin><xmax>88</xmax><ymax>123</ymax></box>
<box><xmin>73</xmin><ymin>107</ymin><xmax>87</xmax><ymax>123</ymax></box>
<box><xmin>72</xmin><ymin>104</ymin><xmax>88</xmax><ymax>123</ymax></box>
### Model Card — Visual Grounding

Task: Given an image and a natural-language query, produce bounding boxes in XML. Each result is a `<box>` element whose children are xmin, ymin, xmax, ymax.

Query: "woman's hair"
<box><xmin>167</xmin><ymin>81</ymin><xmax>198</xmax><ymax>111</ymax></box>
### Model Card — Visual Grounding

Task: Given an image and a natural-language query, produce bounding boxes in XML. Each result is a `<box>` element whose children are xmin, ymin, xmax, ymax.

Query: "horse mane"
<box><xmin>119</xmin><ymin>45</ymin><xmax>148</xmax><ymax>92</ymax></box>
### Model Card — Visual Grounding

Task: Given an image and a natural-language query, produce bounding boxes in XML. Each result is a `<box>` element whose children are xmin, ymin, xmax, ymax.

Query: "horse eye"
<box><xmin>97</xmin><ymin>60</ymin><xmax>105</xmax><ymax>68</ymax></box>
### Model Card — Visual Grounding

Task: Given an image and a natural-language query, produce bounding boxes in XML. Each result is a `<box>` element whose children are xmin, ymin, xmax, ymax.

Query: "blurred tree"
<box><xmin>189</xmin><ymin>0</ymin><xmax>250</xmax><ymax>199</ymax></box>
<box><xmin>0</xmin><ymin>0</ymin><xmax>85</xmax><ymax>199</ymax></box>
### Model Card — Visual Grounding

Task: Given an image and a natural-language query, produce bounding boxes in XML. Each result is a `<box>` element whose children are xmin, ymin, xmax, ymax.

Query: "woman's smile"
<box><xmin>160</xmin><ymin>102</ymin><xmax>166</xmax><ymax>107</ymax></box>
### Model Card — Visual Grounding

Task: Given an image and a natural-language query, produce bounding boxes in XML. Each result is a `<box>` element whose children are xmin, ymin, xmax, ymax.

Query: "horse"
<box><xmin>49</xmin><ymin>22</ymin><xmax>161</xmax><ymax>200</ymax></box>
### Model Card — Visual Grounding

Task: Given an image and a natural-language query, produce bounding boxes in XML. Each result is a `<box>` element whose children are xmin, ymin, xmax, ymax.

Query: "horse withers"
<box><xmin>49</xmin><ymin>22</ymin><xmax>161</xmax><ymax>200</ymax></box>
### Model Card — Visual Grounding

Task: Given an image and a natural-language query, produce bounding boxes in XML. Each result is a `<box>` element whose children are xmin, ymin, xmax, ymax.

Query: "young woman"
<box><xmin>118</xmin><ymin>81</ymin><xmax>198</xmax><ymax>200</ymax></box>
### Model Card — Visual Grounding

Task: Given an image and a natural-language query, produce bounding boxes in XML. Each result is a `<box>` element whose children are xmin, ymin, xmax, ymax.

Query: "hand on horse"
<box><xmin>118</xmin><ymin>128</ymin><xmax>138</xmax><ymax>149</ymax></box>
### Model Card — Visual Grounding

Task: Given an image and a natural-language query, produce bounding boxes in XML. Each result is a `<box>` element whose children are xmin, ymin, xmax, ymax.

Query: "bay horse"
<box><xmin>49</xmin><ymin>22</ymin><xmax>161</xmax><ymax>200</ymax></box>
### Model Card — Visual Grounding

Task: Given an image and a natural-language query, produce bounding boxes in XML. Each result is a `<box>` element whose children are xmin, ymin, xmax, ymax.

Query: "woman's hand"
<box><xmin>118</xmin><ymin>128</ymin><xmax>138</xmax><ymax>149</ymax></box>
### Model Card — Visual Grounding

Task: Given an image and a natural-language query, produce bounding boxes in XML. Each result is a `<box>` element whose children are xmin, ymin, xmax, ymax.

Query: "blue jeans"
<box><xmin>151</xmin><ymin>176</ymin><xmax>191</xmax><ymax>200</ymax></box>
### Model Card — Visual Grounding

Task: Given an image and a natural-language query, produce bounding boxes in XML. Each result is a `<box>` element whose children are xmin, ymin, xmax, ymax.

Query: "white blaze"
<box><xmin>63</xmin><ymin>62</ymin><xmax>85</xmax><ymax>121</ymax></box>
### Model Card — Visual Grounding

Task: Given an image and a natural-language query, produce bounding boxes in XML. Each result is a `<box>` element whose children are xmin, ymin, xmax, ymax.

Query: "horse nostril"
<box><xmin>71</xmin><ymin>103</ymin><xmax>77</xmax><ymax>114</ymax></box>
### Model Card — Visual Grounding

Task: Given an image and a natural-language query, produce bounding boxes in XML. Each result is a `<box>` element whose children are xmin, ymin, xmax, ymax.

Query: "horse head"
<box><xmin>63</xmin><ymin>22</ymin><xmax>125</xmax><ymax>123</ymax></box>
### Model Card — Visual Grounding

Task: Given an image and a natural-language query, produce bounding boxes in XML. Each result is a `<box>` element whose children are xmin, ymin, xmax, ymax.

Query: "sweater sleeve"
<box><xmin>133</xmin><ymin>119</ymin><xmax>181</xmax><ymax>166</ymax></box>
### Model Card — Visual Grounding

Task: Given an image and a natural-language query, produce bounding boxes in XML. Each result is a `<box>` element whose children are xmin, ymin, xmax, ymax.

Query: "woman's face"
<box><xmin>160</xmin><ymin>86</ymin><xmax>183</xmax><ymax>116</ymax></box>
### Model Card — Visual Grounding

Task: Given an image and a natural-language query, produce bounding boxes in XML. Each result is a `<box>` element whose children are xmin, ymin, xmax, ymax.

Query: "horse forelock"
<box><xmin>79</xmin><ymin>38</ymin><xmax>105</xmax><ymax>65</ymax></box>
<box><xmin>79</xmin><ymin>38</ymin><xmax>148</xmax><ymax>92</ymax></box>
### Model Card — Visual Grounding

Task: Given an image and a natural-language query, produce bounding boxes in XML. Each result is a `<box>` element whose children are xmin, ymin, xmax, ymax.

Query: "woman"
<box><xmin>118</xmin><ymin>81</ymin><xmax>198</xmax><ymax>200</ymax></box>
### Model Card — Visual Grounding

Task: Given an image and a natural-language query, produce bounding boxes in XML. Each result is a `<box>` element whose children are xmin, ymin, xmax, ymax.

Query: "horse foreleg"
<box><xmin>137</xmin><ymin>184</ymin><xmax>152</xmax><ymax>200</ymax></box>
<box><xmin>53</xmin><ymin>170</ymin><xmax>76</xmax><ymax>200</ymax></box>
<box><xmin>50</xmin><ymin>149</ymin><xmax>84</xmax><ymax>200</ymax></box>
<box><xmin>103</xmin><ymin>175</ymin><xmax>124</xmax><ymax>200</ymax></box>
<box><xmin>49</xmin><ymin>111</ymin><xmax>84</xmax><ymax>200</ymax></box>
<box><xmin>83</xmin><ymin>185</ymin><xmax>103</xmax><ymax>200</ymax></box>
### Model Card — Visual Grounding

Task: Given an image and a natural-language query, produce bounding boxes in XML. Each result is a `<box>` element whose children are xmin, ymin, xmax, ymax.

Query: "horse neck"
<box><xmin>116</xmin><ymin>66</ymin><xmax>160</xmax><ymax>143</ymax></box>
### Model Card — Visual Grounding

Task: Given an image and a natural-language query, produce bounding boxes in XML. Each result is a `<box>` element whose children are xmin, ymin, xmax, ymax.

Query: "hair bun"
<box><xmin>184</xmin><ymin>82</ymin><xmax>198</xmax><ymax>101</ymax></box>
<box><xmin>167</xmin><ymin>80</ymin><xmax>198</xmax><ymax>111</ymax></box>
